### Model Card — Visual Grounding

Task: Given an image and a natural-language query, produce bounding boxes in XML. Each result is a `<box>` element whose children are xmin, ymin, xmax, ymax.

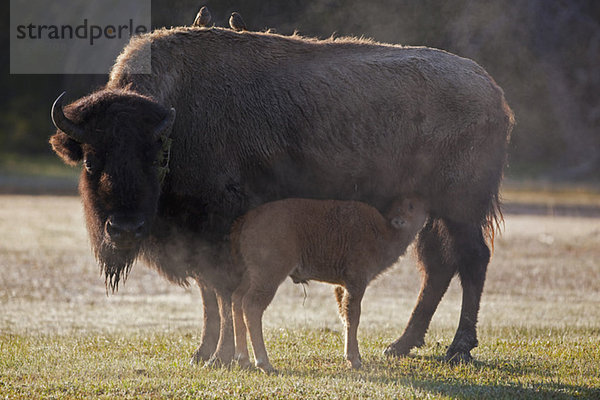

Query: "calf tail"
<box><xmin>334</xmin><ymin>285</ymin><xmax>346</xmax><ymax>320</ymax></box>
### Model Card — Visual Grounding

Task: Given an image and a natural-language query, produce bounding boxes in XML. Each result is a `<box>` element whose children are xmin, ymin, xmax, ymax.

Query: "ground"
<box><xmin>0</xmin><ymin>194</ymin><xmax>599</xmax><ymax>399</ymax></box>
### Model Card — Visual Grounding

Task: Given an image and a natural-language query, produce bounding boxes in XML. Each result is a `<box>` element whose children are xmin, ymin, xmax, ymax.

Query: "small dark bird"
<box><xmin>192</xmin><ymin>6</ymin><xmax>212</xmax><ymax>27</ymax></box>
<box><xmin>229</xmin><ymin>12</ymin><xmax>247</xmax><ymax>31</ymax></box>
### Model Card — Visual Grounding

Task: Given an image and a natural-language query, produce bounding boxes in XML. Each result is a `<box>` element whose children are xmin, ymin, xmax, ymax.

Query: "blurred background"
<box><xmin>1</xmin><ymin>0</ymin><xmax>599</xmax><ymax>194</ymax></box>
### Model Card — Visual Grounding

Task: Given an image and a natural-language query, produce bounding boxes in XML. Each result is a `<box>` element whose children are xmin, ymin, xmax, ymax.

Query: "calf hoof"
<box><xmin>204</xmin><ymin>353</ymin><xmax>234</xmax><ymax>369</ymax></box>
<box><xmin>234</xmin><ymin>354</ymin><xmax>252</xmax><ymax>369</ymax></box>
<box><xmin>190</xmin><ymin>346</ymin><xmax>213</xmax><ymax>365</ymax></box>
<box><xmin>346</xmin><ymin>357</ymin><xmax>362</xmax><ymax>370</ymax></box>
<box><xmin>203</xmin><ymin>356</ymin><xmax>223</xmax><ymax>369</ymax></box>
<box><xmin>205</xmin><ymin>348</ymin><xmax>234</xmax><ymax>367</ymax></box>
<box><xmin>256</xmin><ymin>360</ymin><xmax>278</xmax><ymax>375</ymax></box>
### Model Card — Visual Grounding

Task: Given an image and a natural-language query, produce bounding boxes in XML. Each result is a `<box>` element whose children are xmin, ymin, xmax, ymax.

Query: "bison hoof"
<box><xmin>445</xmin><ymin>348</ymin><xmax>473</xmax><ymax>364</ymax></box>
<box><xmin>190</xmin><ymin>347</ymin><xmax>213</xmax><ymax>365</ymax></box>
<box><xmin>383</xmin><ymin>341</ymin><xmax>412</xmax><ymax>357</ymax></box>
<box><xmin>234</xmin><ymin>354</ymin><xmax>252</xmax><ymax>369</ymax></box>
<box><xmin>204</xmin><ymin>354</ymin><xmax>233</xmax><ymax>369</ymax></box>
<box><xmin>202</xmin><ymin>347</ymin><xmax>234</xmax><ymax>368</ymax></box>
<box><xmin>445</xmin><ymin>329</ymin><xmax>477</xmax><ymax>363</ymax></box>
<box><xmin>383</xmin><ymin>344</ymin><xmax>409</xmax><ymax>358</ymax></box>
<box><xmin>384</xmin><ymin>335</ymin><xmax>425</xmax><ymax>357</ymax></box>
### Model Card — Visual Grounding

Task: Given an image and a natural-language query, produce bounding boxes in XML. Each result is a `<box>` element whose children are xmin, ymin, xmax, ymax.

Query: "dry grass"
<box><xmin>1</xmin><ymin>195</ymin><xmax>599</xmax><ymax>398</ymax></box>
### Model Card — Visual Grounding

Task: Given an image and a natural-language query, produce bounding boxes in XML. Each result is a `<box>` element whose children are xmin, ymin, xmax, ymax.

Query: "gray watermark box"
<box><xmin>10</xmin><ymin>0</ymin><xmax>151</xmax><ymax>74</ymax></box>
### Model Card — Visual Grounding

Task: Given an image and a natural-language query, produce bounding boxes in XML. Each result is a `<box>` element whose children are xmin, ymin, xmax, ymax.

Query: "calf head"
<box><xmin>386</xmin><ymin>198</ymin><xmax>428</xmax><ymax>241</ymax></box>
<box><xmin>50</xmin><ymin>89</ymin><xmax>175</xmax><ymax>290</ymax></box>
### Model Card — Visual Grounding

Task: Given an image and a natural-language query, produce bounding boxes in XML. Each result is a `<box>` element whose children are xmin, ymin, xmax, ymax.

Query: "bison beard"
<box><xmin>97</xmin><ymin>241</ymin><xmax>138</xmax><ymax>292</ymax></box>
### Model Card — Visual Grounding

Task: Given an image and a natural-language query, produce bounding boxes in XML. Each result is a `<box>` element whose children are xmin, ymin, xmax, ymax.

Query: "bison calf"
<box><xmin>231</xmin><ymin>197</ymin><xmax>427</xmax><ymax>373</ymax></box>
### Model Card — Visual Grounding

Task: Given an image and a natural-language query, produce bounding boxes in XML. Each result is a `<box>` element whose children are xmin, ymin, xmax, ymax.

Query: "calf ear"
<box><xmin>50</xmin><ymin>132</ymin><xmax>83</xmax><ymax>165</ymax></box>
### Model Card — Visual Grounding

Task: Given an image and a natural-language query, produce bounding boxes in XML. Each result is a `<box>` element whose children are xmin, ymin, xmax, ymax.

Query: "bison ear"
<box><xmin>50</xmin><ymin>131</ymin><xmax>83</xmax><ymax>165</ymax></box>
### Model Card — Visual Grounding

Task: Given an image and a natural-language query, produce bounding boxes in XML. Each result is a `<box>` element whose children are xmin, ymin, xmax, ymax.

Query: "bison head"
<box><xmin>50</xmin><ymin>89</ymin><xmax>176</xmax><ymax>290</ymax></box>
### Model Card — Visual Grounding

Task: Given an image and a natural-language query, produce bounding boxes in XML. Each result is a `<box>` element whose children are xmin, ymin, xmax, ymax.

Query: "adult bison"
<box><xmin>50</xmin><ymin>26</ymin><xmax>513</xmax><ymax>365</ymax></box>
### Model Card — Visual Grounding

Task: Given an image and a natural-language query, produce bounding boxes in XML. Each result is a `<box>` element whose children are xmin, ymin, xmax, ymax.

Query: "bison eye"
<box><xmin>83</xmin><ymin>158</ymin><xmax>94</xmax><ymax>174</ymax></box>
<box><xmin>83</xmin><ymin>153</ymin><xmax>101</xmax><ymax>174</ymax></box>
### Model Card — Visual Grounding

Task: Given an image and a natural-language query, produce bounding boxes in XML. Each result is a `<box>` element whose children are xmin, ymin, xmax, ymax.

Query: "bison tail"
<box><xmin>483</xmin><ymin>187</ymin><xmax>505</xmax><ymax>254</ymax></box>
<box><xmin>486</xmin><ymin>99</ymin><xmax>513</xmax><ymax>253</ymax></box>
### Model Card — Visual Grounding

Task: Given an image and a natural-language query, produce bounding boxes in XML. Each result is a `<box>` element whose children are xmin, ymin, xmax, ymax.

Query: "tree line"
<box><xmin>1</xmin><ymin>0</ymin><xmax>598</xmax><ymax>180</ymax></box>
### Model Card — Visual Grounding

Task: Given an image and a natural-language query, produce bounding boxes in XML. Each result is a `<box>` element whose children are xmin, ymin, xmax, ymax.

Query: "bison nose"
<box><xmin>106</xmin><ymin>216</ymin><xmax>146</xmax><ymax>245</ymax></box>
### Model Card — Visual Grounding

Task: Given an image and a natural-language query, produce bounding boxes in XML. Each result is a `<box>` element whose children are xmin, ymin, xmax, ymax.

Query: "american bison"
<box><xmin>231</xmin><ymin>197</ymin><xmax>427</xmax><ymax>372</ymax></box>
<box><xmin>50</xmin><ymin>26</ymin><xmax>513</xmax><ymax>365</ymax></box>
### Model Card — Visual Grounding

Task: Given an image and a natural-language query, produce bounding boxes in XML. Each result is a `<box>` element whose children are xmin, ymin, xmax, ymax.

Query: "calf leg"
<box><xmin>191</xmin><ymin>283</ymin><xmax>220</xmax><ymax>364</ymax></box>
<box><xmin>243</xmin><ymin>283</ymin><xmax>279</xmax><ymax>374</ymax></box>
<box><xmin>384</xmin><ymin>218</ymin><xmax>458</xmax><ymax>357</ymax></box>
<box><xmin>201</xmin><ymin>248</ymin><xmax>244</xmax><ymax>367</ymax></box>
<box><xmin>206</xmin><ymin>288</ymin><xmax>235</xmax><ymax>366</ymax></box>
<box><xmin>232</xmin><ymin>274</ymin><xmax>251</xmax><ymax>368</ymax></box>
<box><xmin>339</xmin><ymin>285</ymin><xmax>366</xmax><ymax>369</ymax></box>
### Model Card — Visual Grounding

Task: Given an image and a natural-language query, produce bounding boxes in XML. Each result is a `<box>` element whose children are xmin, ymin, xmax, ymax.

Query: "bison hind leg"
<box><xmin>445</xmin><ymin>220</ymin><xmax>490</xmax><ymax>363</ymax></box>
<box><xmin>385</xmin><ymin>218</ymin><xmax>490</xmax><ymax>363</ymax></box>
<box><xmin>384</xmin><ymin>218</ymin><xmax>456</xmax><ymax>358</ymax></box>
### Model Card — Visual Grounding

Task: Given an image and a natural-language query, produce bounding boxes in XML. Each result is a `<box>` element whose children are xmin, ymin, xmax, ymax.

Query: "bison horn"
<box><xmin>51</xmin><ymin>92</ymin><xmax>86</xmax><ymax>143</ymax></box>
<box><xmin>153</xmin><ymin>107</ymin><xmax>176</xmax><ymax>141</ymax></box>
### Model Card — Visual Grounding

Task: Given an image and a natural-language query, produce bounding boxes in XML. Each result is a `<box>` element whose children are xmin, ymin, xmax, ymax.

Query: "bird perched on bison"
<box><xmin>192</xmin><ymin>6</ymin><xmax>212</xmax><ymax>27</ymax></box>
<box><xmin>229</xmin><ymin>12</ymin><xmax>247</xmax><ymax>31</ymax></box>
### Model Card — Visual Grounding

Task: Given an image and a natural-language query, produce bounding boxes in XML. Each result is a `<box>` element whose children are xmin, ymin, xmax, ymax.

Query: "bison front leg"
<box><xmin>384</xmin><ymin>218</ymin><xmax>457</xmax><ymax>358</ymax></box>
<box><xmin>191</xmin><ymin>283</ymin><xmax>221</xmax><ymax>364</ymax></box>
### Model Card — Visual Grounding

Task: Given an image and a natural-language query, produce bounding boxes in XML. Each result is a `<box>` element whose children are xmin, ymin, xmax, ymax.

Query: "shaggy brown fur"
<box><xmin>230</xmin><ymin>198</ymin><xmax>427</xmax><ymax>373</ymax></box>
<box><xmin>50</xmin><ymin>26</ymin><xmax>513</xmax><ymax>365</ymax></box>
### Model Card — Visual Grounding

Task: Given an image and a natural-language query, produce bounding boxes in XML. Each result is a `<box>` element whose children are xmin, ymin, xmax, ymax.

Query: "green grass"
<box><xmin>1</xmin><ymin>195</ymin><xmax>599</xmax><ymax>399</ymax></box>
<box><xmin>2</xmin><ymin>327</ymin><xmax>598</xmax><ymax>399</ymax></box>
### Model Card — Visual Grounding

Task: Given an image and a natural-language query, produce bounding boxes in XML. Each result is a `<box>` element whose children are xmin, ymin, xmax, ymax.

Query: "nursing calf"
<box><xmin>231</xmin><ymin>198</ymin><xmax>427</xmax><ymax>373</ymax></box>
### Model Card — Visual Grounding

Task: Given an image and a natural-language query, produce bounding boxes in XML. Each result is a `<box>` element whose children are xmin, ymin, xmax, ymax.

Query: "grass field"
<box><xmin>1</xmin><ymin>195</ymin><xmax>599</xmax><ymax>399</ymax></box>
